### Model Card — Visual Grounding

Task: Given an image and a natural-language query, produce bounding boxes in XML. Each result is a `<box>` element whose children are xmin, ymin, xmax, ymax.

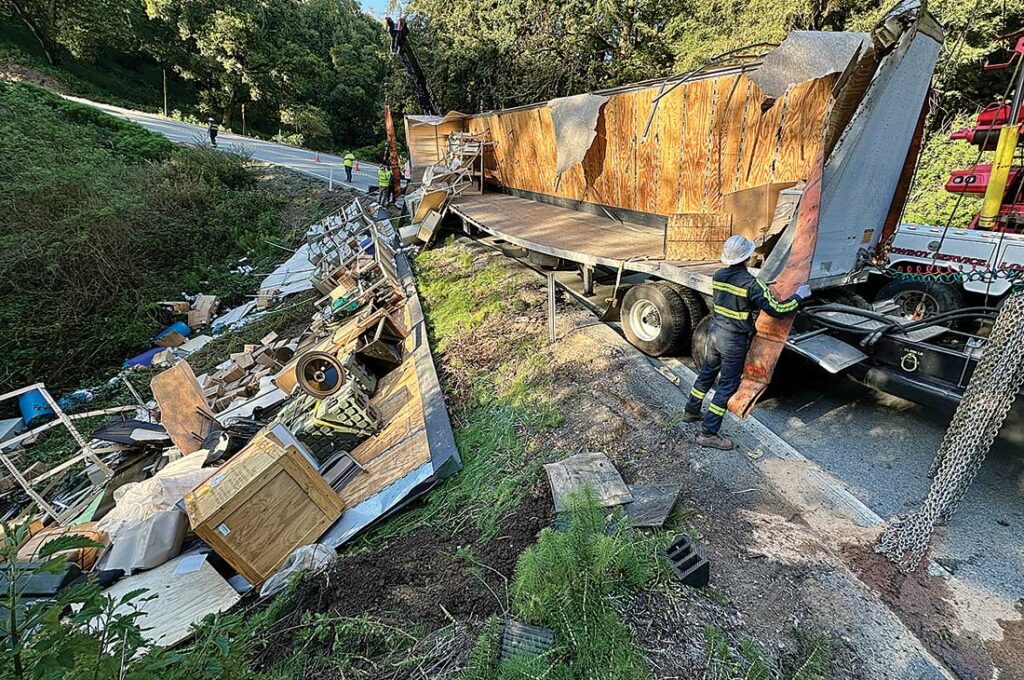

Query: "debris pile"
<box><xmin>0</xmin><ymin>197</ymin><xmax>459</xmax><ymax>649</ymax></box>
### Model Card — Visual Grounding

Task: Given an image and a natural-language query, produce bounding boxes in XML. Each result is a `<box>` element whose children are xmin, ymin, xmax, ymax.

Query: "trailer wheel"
<box><xmin>654</xmin><ymin>281</ymin><xmax>708</xmax><ymax>341</ymax></box>
<box><xmin>621</xmin><ymin>283</ymin><xmax>690</xmax><ymax>356</ymax></box>
<box><xmin>690</xmin><ymin>315</ymin><xmax>712</xmax><ymax>369</ymax></box>
<box><xmin>876</xmin><ymin>279</ymin><xmax>964</xmax><ymax>322</ymax></box>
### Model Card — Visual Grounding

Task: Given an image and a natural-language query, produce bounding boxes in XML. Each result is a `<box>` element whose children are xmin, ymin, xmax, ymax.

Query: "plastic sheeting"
<box><xmin>751</xmin><ymin>31</ymin><xmax>871</xmax><ymax>99</ymax></box>
<box><xmin>548</xmin><ymin>93</ymin><xmax>609</xmax><ymax>182</ymax></box>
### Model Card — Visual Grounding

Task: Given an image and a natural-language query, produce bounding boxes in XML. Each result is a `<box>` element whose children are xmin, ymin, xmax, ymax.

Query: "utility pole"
<box><xmin>242</xmin><ymin>103</ymin><xmax>246</xmax><ymax>137</ymax></box>
<box><xmin>162</xmin><ymin>67</ymin><xmax>168</xmax><ymax>117</ymax></box>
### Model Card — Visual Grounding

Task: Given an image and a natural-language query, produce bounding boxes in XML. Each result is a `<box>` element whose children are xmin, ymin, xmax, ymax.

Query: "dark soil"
<box><xmin>254</xmin><ymin>490</ymin><xmax>552</xmax><ymax>671</ymax></box>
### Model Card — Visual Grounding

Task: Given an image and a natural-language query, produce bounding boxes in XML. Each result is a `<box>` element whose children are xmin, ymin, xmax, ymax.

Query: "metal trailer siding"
<box><xmin>807</xmin><ymin>25</ymin><xmax>943</xmax><ymax>282</ymax></box>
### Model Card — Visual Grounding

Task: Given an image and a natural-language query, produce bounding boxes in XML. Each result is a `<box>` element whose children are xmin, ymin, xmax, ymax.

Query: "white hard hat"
<box><xmin>720</xmin><ymin>235</ymin><xmax>755</xmax><ymax>265</ymax></box>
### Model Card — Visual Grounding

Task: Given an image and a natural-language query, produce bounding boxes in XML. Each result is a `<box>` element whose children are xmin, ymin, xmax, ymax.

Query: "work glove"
<box><xmin>795</xmin><ymin>284</ymin><xmax>812</xmax><ymax>300</ymax></box>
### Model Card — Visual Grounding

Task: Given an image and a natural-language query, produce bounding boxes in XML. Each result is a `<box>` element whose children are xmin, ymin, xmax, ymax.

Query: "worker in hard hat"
<box><xmin>343</xmin><ymin>151</ymin><xmax>355</xmax><ymax>182</ymax></box>
<box><xmin>207</xmin><ymin>117</ymin><xmax>219</xmax><ymax>147</ymax></box>
<box><xmin>377</xmin><ymin>161</ymin><xmax>394</xmax><ymax>205</ymax></box>
<box><xmin>682</xmin><ymin>235</ymin><xmax>812</xmax><ymax>450</ymax></box>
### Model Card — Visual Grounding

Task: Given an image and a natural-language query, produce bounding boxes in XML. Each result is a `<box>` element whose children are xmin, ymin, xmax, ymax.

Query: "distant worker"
<box><xmin>343</xmin><ymin>151</ymin><xmax>355</xmax><ymax>182</ymax></box>
<box><xmin>377</xmin><ymin>162</ymin><xmax>393</xmax><ymax>205</ymax></box>
<box><xmin>207</xmin><ymin>117</ymin><xmax>219</xmax><ymax>147</ymax></box>
<box><xmin>682</xmin><ymin>236</ymin><xmax>811</xmax><ymax>450</ymax></box>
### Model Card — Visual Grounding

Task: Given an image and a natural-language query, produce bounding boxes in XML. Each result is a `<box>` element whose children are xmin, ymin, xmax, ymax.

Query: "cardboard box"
<box><xmin>183</xmin><ymin>432</ymin><xmax>344</xmax><ymax>584</ymax></box>
<box><xmin>155</xmin><ymin>331</ymin><xmax>187</xmax><ymax>348</ymax></box>
<box><xmin>159</xmin><ymin>301</ymin><xmax>192</xmax><ymax>315</ymax></box>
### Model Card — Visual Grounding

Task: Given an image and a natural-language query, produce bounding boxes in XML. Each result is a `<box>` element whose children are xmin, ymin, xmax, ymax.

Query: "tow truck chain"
<box><xmin>875</xmin><ymin>289</ymin><xmax>1024</xmax><ymax>572</ymax></box>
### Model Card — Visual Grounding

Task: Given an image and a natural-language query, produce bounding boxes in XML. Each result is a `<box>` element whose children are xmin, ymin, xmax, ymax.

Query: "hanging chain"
<box><xmin>875</xmin><ymin>289</ymin><xmax>1024</xmax><ymax>572</ymax></box>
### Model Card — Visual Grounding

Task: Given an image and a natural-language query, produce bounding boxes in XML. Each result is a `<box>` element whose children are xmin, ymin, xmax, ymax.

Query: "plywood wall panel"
<box><xmin>655</xmin><ymin>84</ymin><xmax>686</xmax><ymax>215</ymax></box>
<box><xmin>463</xmin><ymin>72</ymin><xmax>836</xmax><ymax>220</ymax></box>
<box><xmin>774</xmin><ymin>77</ymin><xmax>834</xmax><ymax>183</ymax></box>
<box><xmin>709</xmin><ymin>75</ymin><xmax>749</xmax><ymax>209</ymax></box>
<box><xmin>739</xmin><ymin>90</ymin><xmax>785</xmax><ymax>191</ymax></box>
<box><xmin>635</xmin><ymin>87</ymin><xmax>660</xmax><ymax>213</ymax></box>
<box><xmin>614</xmin><ymin>92</ymin><xmax>638</xmax><ymax>211</ymax></box>
<box><xmin>679</xmin><ymin>79</ymin><xmax>714</xmax><ymax>214</ymax></box>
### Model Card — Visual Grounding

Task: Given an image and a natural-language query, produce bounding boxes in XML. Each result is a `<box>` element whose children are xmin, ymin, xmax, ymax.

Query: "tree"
<box><xmin>1</xmin><ymin>0</ymin><xmax>138</xmax><ymax>64</ymax></box>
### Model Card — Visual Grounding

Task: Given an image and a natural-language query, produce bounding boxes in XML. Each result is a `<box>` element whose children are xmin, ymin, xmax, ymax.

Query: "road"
<box><xmin>81</xmin><ymin>95</ymin><xmax>1022</xmax><ymax>668</ymax></box>
<box><xmin>67</xmin><ymin>97</ymin><xmax>384</xmax><ymax>191</ymax></box>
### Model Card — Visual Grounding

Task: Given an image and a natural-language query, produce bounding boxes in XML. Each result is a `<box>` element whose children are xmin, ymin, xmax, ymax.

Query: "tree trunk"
<box><xmin>9</xmin><ymin>0</ymin><xmax>59</xmax><ymax>65</ymax></box>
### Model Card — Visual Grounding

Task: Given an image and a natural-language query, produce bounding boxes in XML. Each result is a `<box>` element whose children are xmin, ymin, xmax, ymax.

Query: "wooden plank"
<box><xmin>542</xmin><ymin>452</ymin><xmax>633</xmax><ymax>513</ymax></box>
<box><xmin>635</xmin><ymin>86</ymin><xmax>660</xmax><ymax>213</ymax></box>
<box><xmin>708</xmin><ymin>75</ymin><xmax>748</xmax><ymax>211</ymax></box>
<box><xmin>655</xmin><ymin>84</ymin><xmax>686</xmax><ymax>216</ymax></box>
<box><xmin>679</xmin><ymin>79</ymin><xmax>713</xmax><ymax>213</ymax></box>
<box><xmin>102</xmin><ymin>554</ymin><xmax>239</xmax><ymax>648</ymax></box>
<box><xmin>614</xmin><ymin>91</ymin><xmax>638</xmax><ymax>211</ymax></box>
<box><xmin>151</xmin><ymin>362</ymin><xmax>219</xmax><ymax>454</ymax></box>
<box><xmin>451</xmin><ymin>194</ymin><xmax>665</xmax><ymax>262</ymax></box>
<box><xmin>534</xmin><ymin>107</ymin><xmax>562</xmax><ymax>196</ymax></box>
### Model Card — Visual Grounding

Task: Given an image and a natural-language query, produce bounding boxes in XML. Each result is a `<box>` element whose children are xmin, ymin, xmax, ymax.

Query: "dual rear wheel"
<box><xmin>621</xmin><ymin>281</ymin><xmax>707</xmax><ymax>357</ymax></box>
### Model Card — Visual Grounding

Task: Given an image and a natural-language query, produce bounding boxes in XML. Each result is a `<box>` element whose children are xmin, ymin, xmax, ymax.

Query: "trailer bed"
<box><xmin>449</xmin><ymin>193</ymin><xmax>722</xmax><ymax>293</ymax></box>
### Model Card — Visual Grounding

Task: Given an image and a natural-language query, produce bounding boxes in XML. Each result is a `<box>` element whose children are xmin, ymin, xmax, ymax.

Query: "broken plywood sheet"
<box><xmin>622</xmin><ymin>484</ymin><xmax>681</xmax><ymax>527</ymax></box>
<box><xmin>101</xmin><ymin>553</ymin><xmax>239</xmax><ymax>648</ymax></box>
<box><xmin>543</xmin><ymin>452</ymin><xmax>633</xmax><ymax>513</ymax></box>
<box><xmin>151</xmin><ymin>361</ymin><xmax>220</xmax><ymax>454</ymax></box>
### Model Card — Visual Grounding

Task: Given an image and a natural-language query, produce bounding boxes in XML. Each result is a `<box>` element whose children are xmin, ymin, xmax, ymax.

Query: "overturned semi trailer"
<box><xmin>407</xmin><ymin>1</ymin><xmax>943</xmax><ymax>413</ymax></box>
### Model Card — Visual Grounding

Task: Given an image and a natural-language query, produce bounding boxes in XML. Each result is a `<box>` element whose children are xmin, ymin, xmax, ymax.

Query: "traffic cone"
<box><xmin>314</xmin><ymin>151</ymin><xmax>321</xmax><ymax>163</ymax></box>
<box><xmin>354</xmin><ymin>161</ymin><xmax>359</xmax><ymax>171</ymax></box>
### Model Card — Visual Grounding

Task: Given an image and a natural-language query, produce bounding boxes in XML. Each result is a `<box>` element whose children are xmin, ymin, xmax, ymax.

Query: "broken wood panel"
<box><xmin>533</xmin><ymin>106</ymin><xmax>566</xmax><ymax>197</ymax></box>
<box><xmin>497</xmin><ymin>111</ymin><xmax>529</xmax><ymax>192</ymax></box>
<box><xmin>102</xmin><ymin>554</ymin><xmax>239</xmax><ymax>647</ymax></box>
<box><xmin>739</xmin><ymin>89</ymin><xmax>786</xmax><ymax>191</ymax></box>
<box><xmin>678</xmin><ymin>79</ymin><xmax>714</xmax><ymax>214</ymax></box>
<box><xmin>773</xmin><ymin>77</ymin><xmax>835</xmax><ymax>183</ymax></box>
<box><xmin>614</xmin><ymin>91</ymin><xmax>638</xmax><ymax>211</ymax></box>
<box><xmin>578</xmin><ymin>98</ymin><xmax>614</xmax><ymax>205</ymax></box>
<box><xmin>595</xmin><ymin>97</ymin><xmax>624</xmax><ymax>208</ymax></box>
<box><xmin>655</xmin><ymin>83</ymin><xmax>687</xmax><ymax>216</ymax></box>
<box><xmin>708</xmin><ymin>75</ymin><xmax>749</xmax><ymax>212</ymax></box>
<box><xmin>733</xmin><ymin>81</ymin><xmax>769</xmax><ymax>192</ymax></box>
<box><xmin>151</xmin><ymin>362</ymin><xmax>219</xmax><ymax>454</ymax></box>
<box><xmin>635</xmin><ymin>86</ymin><xmax>660</xmax><ymax>213</ymax></box>
<box><xmin>519</xmin><ymin>108</ymin><xmax>548</xmax><ymax>194</ymax></box>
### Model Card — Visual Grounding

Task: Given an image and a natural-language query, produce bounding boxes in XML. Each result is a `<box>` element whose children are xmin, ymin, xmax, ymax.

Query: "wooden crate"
<box><xmin>664</xmin><ymin>213</ymin><xmax>733</xmax><ymax>261</ymax></box>
<box><xmin>184</xmin><ymin>432</ymin><xmax>344</xmax><ymax>584</ymax></box>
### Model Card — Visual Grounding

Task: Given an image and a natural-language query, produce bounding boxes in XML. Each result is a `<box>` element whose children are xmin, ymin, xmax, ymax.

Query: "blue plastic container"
<box><xmin>123</xmin><ymin>347</ymin><xmax>164</xmax><ymax>369</ymax></box>
<box><xmin>154</xmin><ymin>321</ymin><xmax>192</xmax><ymax>342</ymax></box>
<box><xmin>19</xmin><ymin>389</ymin><xmax>55</xmax><ymax>428</ymax></box>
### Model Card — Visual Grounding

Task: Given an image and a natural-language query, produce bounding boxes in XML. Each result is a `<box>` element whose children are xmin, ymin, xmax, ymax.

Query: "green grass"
<box><xmin>704</xmin><ymin>623</ymin><xmax>831</xmax><ymax>680</ymax></box>
<box><xmin>0</xmin><ymin>81</ymin><xmax>302</xmax><ymax>392</ymax></box>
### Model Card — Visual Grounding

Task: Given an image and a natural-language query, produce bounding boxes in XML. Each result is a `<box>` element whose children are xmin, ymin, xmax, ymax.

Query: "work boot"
<box><xmin>696</xmin><ymin>431</ymin><xmax>734</xmax><ymax>451</ymax></box>
<box><xmin>680</xmin><ymin>410</ymin><xmax>702</xmax><ymax>423</ymax></box>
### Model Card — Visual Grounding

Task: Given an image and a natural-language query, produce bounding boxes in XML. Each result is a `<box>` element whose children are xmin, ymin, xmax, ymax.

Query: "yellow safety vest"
<box><xmin>377</xmin><ymin>166</ymin><xmax>392</xmax><ymax>188</ymax></box>
<box><xmin>343</xmin><ymin>153</ymin><xmax>355</xmax><ymax>167</ymax></box>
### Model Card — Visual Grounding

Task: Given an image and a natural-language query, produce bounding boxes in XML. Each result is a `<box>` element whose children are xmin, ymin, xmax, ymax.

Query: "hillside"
<box><xmin>0</xmin><ymin>81</ymin><xmax>335</xmax><ymax>390</ymax></box>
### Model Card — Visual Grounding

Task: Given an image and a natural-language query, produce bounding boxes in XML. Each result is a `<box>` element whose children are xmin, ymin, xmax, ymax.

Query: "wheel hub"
<box><xmin>629</xmin><ymin>299</ymin><xmax>663</xmax><ymax>342</ymax></box>
<box><xmin>893</xmin><ymin>290</ymin><xmax>939</xmax><ymax>321</ymax></box>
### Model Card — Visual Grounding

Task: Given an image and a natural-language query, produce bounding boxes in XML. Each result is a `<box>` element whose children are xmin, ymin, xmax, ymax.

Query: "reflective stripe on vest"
<box><xmin>755</xmin><ymin>278</ymin><xmax>799</xmax><ymax>313</ymax></box>
<box><xmin>713</xmin><ymin>305</ymin><xmax>750</xmax><ymax>321</ymax></box>
<box><xmin>377</xmin><ymin>168</ymin><xmax>392</xmax><ymax>187</ymax></box>
<box><xmin>712</xmin><ymin>281</ymin><xmax>748</xmax><ymax>297</ymax></box>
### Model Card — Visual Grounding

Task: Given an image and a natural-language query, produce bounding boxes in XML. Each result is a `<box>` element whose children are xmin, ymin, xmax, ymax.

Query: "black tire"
<box><xmin>621</xmin><ymin>283</ymin><xmax>691</xmax><ymax>356</ymax></box>
<box><xmin>875</xmin><ymin>279</ymin><xmax>964</xmax><ymax>322</ymax></box>
<box><xmin>822</xmin><ymin>287</ymin><xmax>872</xmax><ymax>310</ymax></box>
<box><xmin>690</xmin><ymin>315</ymin><xmax>713</xmax><ymax>369</ymax></box>
<box><xmin>654</xmin><ymin>280</ymin><xmax>708</xmax><ymax>341</ymax></box>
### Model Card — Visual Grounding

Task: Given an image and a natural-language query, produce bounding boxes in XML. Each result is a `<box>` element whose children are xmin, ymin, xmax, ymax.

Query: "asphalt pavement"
<box><xmin>66</xmin><ymin>97</ymin><xmax>384</xmax><ymax>192</ymax></box>
<box><xmin>77</xmin><ymin>95</ymin><xmax>1022</xmax><ymax>653</ymax></box>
